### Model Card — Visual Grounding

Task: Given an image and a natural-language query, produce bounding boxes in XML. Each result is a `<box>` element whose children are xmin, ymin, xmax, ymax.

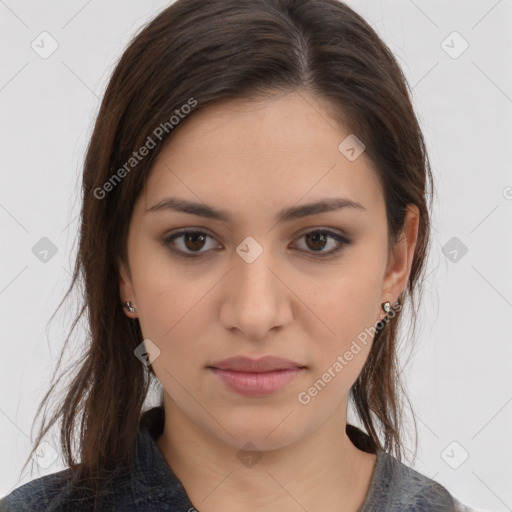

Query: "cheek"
<box><xmin>128</xmin><ymin>241</ymin><xmax>194</xmax><ymax>334</ymax></box>
<box><xmin>304</xmin><ymin>273</ymin><xmax>381</xmax><ymax>383</ymax></box>
<box><xmin>130</xmin><ymin>262</ymin><xmax>217</xmax><ymax>372</ymax></box>
<box><xmin>140</xmin><ymin>292</ymin><xmax>210</xmax><ymax>402</ymax></box>
<box><xmin>310</xmin><ymin>269</ymin><xmax>381</xmax><ymax>338</ymax></box>
<box><xmin>297</xmin><ymin>237</ymin><xmax>385</xmax><ymax>335</ymax></box>
<box><xmin>136</xmin><ymin>276</ymin><xmax>210</xmax><ymax>344</ymax></box>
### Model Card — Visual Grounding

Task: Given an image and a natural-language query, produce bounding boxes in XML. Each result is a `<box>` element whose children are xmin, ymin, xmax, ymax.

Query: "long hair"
<box><xmin>25</xmin><ymin>0</ymin><xmax>433</xmax><ymax>501</ymax></box>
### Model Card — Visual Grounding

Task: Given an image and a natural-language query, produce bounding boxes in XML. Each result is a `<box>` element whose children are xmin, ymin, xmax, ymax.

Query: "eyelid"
<box><xmin>162</xmin><ymin>227</ymin><xmax>352</xmax><ymax>259</ymax></box>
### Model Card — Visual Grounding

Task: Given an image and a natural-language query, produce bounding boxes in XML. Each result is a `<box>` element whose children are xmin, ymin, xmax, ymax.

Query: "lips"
<box><xmin>207</xmin><ymin>355</ymin><xmax>305</xmax><ymax>373</ymax></box>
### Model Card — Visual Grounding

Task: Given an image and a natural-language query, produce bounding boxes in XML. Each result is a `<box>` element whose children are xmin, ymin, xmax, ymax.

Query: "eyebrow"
<box><xmin>146</xmin><ymin>196</ymin><xmax>365</xmax><ymax>223</ymax></box>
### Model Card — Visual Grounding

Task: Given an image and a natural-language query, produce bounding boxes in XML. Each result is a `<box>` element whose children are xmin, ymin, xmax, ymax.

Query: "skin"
<box><xmin>119</xmin><ymin>89</ymin><xmax>419</xmax><ymax>512</ymax></box>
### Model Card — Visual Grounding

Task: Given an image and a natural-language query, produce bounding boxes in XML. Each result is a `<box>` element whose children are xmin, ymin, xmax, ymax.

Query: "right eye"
<box><xmin>162</xmin><ymin>230</ymin><xmax>222</xmax><ymax>258</ymax></box>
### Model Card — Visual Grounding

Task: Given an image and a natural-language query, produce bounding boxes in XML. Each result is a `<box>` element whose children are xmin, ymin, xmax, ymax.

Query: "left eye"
<box><xmin>162</xmin><ymin>229</ymin><xmax>351</xmax><ymax>258</ymax></box>
<box><xmin>293</xmin><ymin>230</ymin><xmax>351</xmax><ymax>255</ymax></box>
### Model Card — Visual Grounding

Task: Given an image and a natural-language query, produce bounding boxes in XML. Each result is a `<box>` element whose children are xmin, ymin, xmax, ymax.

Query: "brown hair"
<box><xmin>25</xmin><ymin>0</ymin><xmax>433</xmax><ymax>502</ymax></box>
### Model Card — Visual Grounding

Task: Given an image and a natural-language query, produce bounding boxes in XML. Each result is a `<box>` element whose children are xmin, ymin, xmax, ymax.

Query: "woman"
<box><xmin>0</xmin><ymin>0</ymin><xmax>476</xmax><ymax>510</ymax></box>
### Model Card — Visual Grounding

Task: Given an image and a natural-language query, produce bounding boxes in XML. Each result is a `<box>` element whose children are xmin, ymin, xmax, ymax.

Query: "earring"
<box><xmin>381</xmin><ymin>301</ymin><xmax>391</xmax><ymax>314</ymax></box>
<box><xmin>122</xmin><ymin>301</ymin><xmax>136</xmax><ymax>314</ymax></box>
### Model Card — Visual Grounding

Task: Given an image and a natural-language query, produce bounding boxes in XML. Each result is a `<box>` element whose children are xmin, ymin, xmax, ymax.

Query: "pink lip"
<box><xmin>207</xmin><ymin>355</ymin><xmax>306</xmax><ymax>397</ymax></box>
<box><xmin>209</xmin><ymin>368</ymin><xmax>304</xmax><ymax>397</ymax></box>
<box><xmin>208</xmin><ymin>355</ymin><xmax>305</xmax><ymax>372</ymax></box>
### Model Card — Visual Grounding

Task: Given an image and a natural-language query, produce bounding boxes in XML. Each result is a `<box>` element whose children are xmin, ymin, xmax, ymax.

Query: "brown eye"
<box><xmin>183</xmin><ymin>232</ymin><xmax>207</xmax><ymax>251</ymax></box>
<box><xmin>163</xmin><ymin>230</ymin><xmax>220</xmax><ymax>258</ymax></box>
<box><xmin>293</xmin><ymin>229</ymin><xmax>352</xmax><ymax>257</ymax></box>
<box><xmin>304</xmin><ymin>232</ymin><xmax>329</xmax><ymax>251</ymax></box>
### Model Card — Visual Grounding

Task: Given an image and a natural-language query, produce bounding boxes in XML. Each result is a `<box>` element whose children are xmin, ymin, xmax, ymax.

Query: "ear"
<box><xmin>380</xmin><ymin>204</ymin><xmax>420</xmax><ymax>312</ymax></box>
<box><xmin>119</xmin><ymin>259</ymin><xmax>138</xmax><ymax>318</ymax></box>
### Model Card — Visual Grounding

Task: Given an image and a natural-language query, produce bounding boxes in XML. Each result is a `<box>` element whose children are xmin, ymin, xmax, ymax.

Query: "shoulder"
<box><xmin>346</xmin><ymin>425</ymin><xmax>477</xmax><ymax>512</ymax></box>
<box><xmin>0</xmin><ymin>465</ymin><xmax>137</xmax><ymax>511</ymax></box>
<box><xmin>362</xmin><ymin>448</ymin><xmax>473</xmax><ymax>511</ymax></box>
<box><xmin>0</xmin><ymin>468</ymin><xmax>76</xmax><ymax>512</ymax></box>
<box><xmin>0</xmin><ymin>408</ymin><xmax>175</xmax><ymax>511</ymax></box>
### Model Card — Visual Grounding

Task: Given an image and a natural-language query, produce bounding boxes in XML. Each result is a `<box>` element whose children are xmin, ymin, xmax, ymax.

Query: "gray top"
<box><xmin>0</xmin><ymin>406</ymin><xmax>475</xmax><ymax>511</ymax></box>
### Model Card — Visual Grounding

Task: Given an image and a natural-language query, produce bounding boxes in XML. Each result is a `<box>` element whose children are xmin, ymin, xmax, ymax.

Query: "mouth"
<box><xmin>208</xmin><ymin>367</ymin><xmax>304</xmax><ymax>397</ymax></box>
<box><xmin>206</xmin><ymin>355</ymin><xmax>306</xmax><ymax>396</ymax></box>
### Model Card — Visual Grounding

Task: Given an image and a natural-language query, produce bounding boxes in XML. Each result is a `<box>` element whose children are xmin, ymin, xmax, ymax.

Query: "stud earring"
<box><xmin>122</xmin><ymin>301</ymin><xmax>136</xmax><ymax>314</ymax></box>
<box><xmin>381</xmin><ymin>301</ymin><xmax>391</xmax><ymax>314</ymax></box>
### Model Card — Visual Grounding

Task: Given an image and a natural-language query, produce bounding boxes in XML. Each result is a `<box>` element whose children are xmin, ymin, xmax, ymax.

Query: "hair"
<box><xmin>24</xmin><ymin>0</ymin><xmax>433</xmax><ymax>503</ymax></box>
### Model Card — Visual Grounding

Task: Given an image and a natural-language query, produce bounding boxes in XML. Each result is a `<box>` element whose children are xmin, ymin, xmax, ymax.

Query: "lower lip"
<box><xmin>209</xmin><ymin>368</ymin><xmax>303</xmax><ymax>397</ymax></box>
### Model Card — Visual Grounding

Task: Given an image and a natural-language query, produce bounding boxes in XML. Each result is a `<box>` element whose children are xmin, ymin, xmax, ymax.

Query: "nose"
<box><xmin>219</xmin><ymin>244</ymin><xmax>293</xmax><ymax>340</ymax></box>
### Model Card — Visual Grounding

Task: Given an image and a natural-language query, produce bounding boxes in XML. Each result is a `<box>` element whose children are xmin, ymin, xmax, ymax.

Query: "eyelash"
<box><xmin>162</xmin><ymin>229</ymin><xmax>352</xmax><ymax>259</ymax></box>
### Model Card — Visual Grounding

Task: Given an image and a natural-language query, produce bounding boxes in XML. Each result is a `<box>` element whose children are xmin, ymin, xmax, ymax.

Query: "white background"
<box><xmin>1</xmin><ymin>1</ymin><xmax>511</xmax><ymax>510</ymax></box>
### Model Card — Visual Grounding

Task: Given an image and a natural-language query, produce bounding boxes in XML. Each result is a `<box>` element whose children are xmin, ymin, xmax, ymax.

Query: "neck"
<box><xmin>156</xmin><ymin>392</ymin><xmax>377</xmax><ymax>512</ymax></box>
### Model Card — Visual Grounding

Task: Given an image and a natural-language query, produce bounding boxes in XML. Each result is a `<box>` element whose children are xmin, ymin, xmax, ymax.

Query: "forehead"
<box><xmin>141</xmin><ymin>91</ymin><xmax>383</xmax><ymax>217</ymax></box>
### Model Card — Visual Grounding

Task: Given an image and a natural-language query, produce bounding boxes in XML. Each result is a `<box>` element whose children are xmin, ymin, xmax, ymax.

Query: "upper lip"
<box><xmin>208</xmin><ymin>355</ymin><xmax>305</xmax><ymax>373</ymax></box>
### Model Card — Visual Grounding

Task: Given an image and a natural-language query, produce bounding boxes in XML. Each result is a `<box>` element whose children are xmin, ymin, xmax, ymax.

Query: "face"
<box><xmin>119</xmin><ymin>90</ymin><xmax>418</xmax><ymax>450</ymax></box>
